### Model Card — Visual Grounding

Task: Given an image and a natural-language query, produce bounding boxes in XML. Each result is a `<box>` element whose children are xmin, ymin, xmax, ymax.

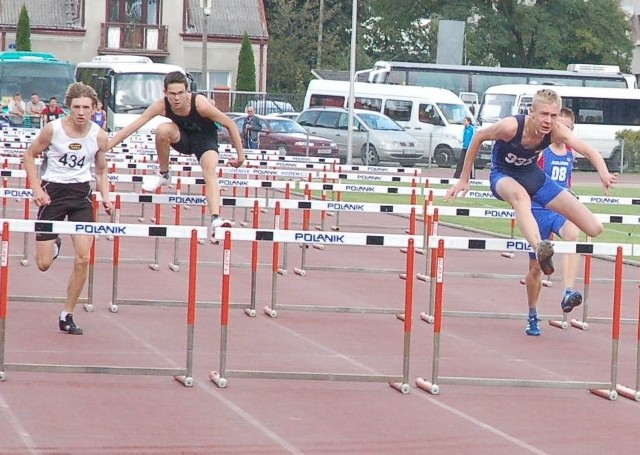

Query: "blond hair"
<box><xmin>532</xmin><ymin>88</ymin><xmax>562</xmax><ymax>109</ymax></box>
<box><xmin>65</xmin><ymin>82</ymin><xmax>98</xmax><ymax>108</ymax></box>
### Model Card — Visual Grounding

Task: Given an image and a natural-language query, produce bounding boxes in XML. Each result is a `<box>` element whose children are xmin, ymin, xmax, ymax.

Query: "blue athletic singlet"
<box><xmin>528</xmin><ymin>146</ymin><xmax>576</xmax><ymax>255</ymax></box>
<box><xmin>489</xmin><ymin>115</ymin><xmax>565</xmax><ymax>207</ymax></box>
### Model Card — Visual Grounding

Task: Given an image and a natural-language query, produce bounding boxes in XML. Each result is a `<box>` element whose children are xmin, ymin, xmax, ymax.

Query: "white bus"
<box><xmin>75</xmin><ymin>55</ymin><xmax>191</xmax><ymax>132</ymax></box>
<box><xmin>303</xmin><ymin>79</ymin><xmax>474</xmax><ymax>167</ymax></box>
<box><xmin>476</xmin><ymin>84</ymin><xmax>640</xmax><ymax>171</ymax></box>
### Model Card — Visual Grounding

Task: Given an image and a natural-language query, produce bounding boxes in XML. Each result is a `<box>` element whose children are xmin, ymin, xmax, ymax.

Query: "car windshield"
<box><xmin>114</xmin><ymin>73</ymin><xmax>166</xmax><ymax>113</ymax></box>
<box><xmin>437</xmin><ymin>103</ymin><xmax>469</xmax><ymax>125</ymax></box>
<box><xmin>267</xmin><ymin>118</ymin><xmax>307</xmax><ymax>134</ymax></box>
<box><xmin>477</xmin><ymin>94</ymin><xmax>518</xmax><ymax>124</ymax></box>
<box><xmin>356</xmin><ymin>112</ymin><xmax>404</xmax><ymax>131</ymax></box>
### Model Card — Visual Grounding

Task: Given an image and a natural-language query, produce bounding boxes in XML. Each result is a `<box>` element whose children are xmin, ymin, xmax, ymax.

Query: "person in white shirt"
<box><xmin>8</xmin><ymin>92</ymin><xmax>26</xmax><ymax>126</ymax></box>
<box><xmin>23</xmin><ymin>82</ymin><xmax>114</xmax><ymax>335</ymax></box>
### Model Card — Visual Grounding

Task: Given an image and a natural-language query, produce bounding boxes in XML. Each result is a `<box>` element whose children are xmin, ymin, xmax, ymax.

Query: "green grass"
<box><xmin>301</xmin><ymin>181</ymin><xmax>640</xmax><ymax>248</ymax></box>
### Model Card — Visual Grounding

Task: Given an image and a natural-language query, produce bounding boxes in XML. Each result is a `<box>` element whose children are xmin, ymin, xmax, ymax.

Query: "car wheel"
<box><xmin>361</xmin><ymin>144</ymin><xmax>380</xmax><ymax>166</ymax></box>
<box><xmin>276</xmin><ymin>143</ymin><xmax>288</xmax><ymax>155</ymax></box>
<box><xmin>433</xmin><ymin>145</ymin><xmax>454</xmax><ymax>168</ymax></box>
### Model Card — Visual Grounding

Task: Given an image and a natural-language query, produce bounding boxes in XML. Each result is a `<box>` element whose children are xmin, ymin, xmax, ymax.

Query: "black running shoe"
<box><xmin>536</xmin><ymin>240</ymin><xmax>555</xmax><ymax>275</ymax></box>
<box><xmin>561</xmin><ymin>291</ymin><xmax>583</xmax><ymax>314</ymax></box>
<box><xmin>53</xmin><ymin>237</ymin><xmax>61</xmax><ymax>261</ymax></box>
<box><xmin>59</xmin><ymin>314</ymin><xmax>83</xmax><ymax>335</ymax></box>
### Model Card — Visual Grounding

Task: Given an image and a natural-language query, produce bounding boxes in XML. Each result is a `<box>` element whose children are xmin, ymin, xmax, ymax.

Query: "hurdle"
<box><xmin>209</xmin><ymin>229</ymin><xmax>416</xmax><ymax>393</ymax></box>
<box><xmin>415</xmin><ymin>236</ymin><xmax>628</xmax><ymax>400</ymax></box>
<box><xmin>615</xmin><ymin>271</ymin><xmax>640</xmax><ymax>401</ymax></box>
<box><xmin>0</xmin><ymin>220</ymin><xmax>203</xmax><ymax>386</ymax></box>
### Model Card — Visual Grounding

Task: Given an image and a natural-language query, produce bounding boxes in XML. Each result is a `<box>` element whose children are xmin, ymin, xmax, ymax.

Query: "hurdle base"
<box><xmin>243</xmin><ymin>308</ymin><xmax>257</xmax><ymax>317</ymax></box>
<box><xmin>263</xmin><ymin>306</ymin><xmax>278</xmax><ymax>318</ymax></box>
<box><xmin>416</xmin><ymin>273</ymin><xmax>430</xmax><ymax>282</ymax></box>
<box><xmin>570</xmin><ymin>319</ymin><xmax>589</xmax><ymax>330</ymax></box>
<box><xmin>330</xmin><ymin>225</ymin><xmax>340</xmax><ymax>231</ymax></box>
<box><xmin>277</xmin><ymin>268</ymin><xmax>288</xmax><ymax>276</ymax></box>
<box><xmin>293</xmin><ymin>267</ymin><xmax>306</xmax><ymax>277</ymax></box>
<box><xmin>396</xmin><ymin>313</ymin><xmax>405</xmax><ymax>322</ymax></box>
<box><xmin>168</xmin><ymin>263</ymin><xmax>180</xmax><ymax>272</ymax></box>
<box><xmin>173</xmin><ymin>375</ymin><xmax>194</xmax><ymax>387</ymax></box>
<box><xmin>148</xmin><ymin>263</ymin><xmax>160</xmax><ymax>271</ymax></box>
<box><xmin>312</xmin><ymin>244</ymin><xmax>324</xmax><ymax>250</ymax></box>
<box><xmin>519</xmin><ymin>278</ymin><xmax>552</xmax><ymax>287</ymax></box>
<box><xmin>616</xmin><ymin>384</ymin><xmax>640</xmax><ymax>401</ymax></box>
<box><xmin>548</xmin><ymin>319</ymin><xmax>568</xmax><ymax>330</ymax></box>
<box><xmin>209</xmin><ymin>371</ymin><xmax>228</xmax><ymax>388</ymax></box>
<box><xmin>415</xmin><ymin>248</ymin><xmax>425</xmax><ymax>255</ymax></box>
<box><xmin>589</xmin><ymin>388</ymin><xmax>618</xmax><ymax>401</ymax></box>
<box><xmin>389</xmin><ymin>382</ymin><xmax>411</xmax><ymax>394</ymax></box>
<box><xmin>419</xmin><ymin>312</ymin><xmax>435</xmax><ymax>324</ymax></box>
<box><xmin>399</xmin><ymin>273</ymin><xmax>407</xmax><ymax>281</ymax></box>
<box><xmin>415</xmin><ymin>377</ymin><xmax>440</xmax><ymax>395</ymax></box>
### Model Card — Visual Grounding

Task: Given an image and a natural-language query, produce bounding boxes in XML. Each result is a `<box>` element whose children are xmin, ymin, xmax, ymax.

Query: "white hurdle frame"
<box><xmin>415</xmin><ymin>236</ymin><xmax>628</xmax><ymax>400</ymax></box>
<box><xmin>0</xmin><ymin>220</ymin><xmax>205</xmax><ymax>386</ymax></box>
<box><xmin>209</xmin><ymin>228</ymin><xmax>418</xmax><ymax>393</ymax></box>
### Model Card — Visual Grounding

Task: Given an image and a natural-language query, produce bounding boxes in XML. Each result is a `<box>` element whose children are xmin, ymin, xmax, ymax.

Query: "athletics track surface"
<box><xmin>1</xmin><ymin>167</ymin><xmax>639</xmax><ymax>454</ymax></box>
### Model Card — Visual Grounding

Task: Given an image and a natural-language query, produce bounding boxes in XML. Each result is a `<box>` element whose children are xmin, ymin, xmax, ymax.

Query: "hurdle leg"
<box><xmin>616</xmin><ymin>280</ymin><xmax>640</xmax><ymax>401</ymax></box>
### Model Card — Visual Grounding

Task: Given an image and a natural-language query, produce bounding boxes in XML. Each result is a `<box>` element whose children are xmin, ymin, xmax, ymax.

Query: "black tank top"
<box><xmin>493</xmin><ymin>114</ymin><xmax>552</xmax><ymax>172</ymax></box>
<box><xmin>164</xmin><ymin>93</ymin><xmax>218</xmax><ymax>137</ymax></box>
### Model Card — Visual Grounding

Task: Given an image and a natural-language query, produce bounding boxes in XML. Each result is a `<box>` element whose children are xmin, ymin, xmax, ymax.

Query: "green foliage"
<box><xmin>237</xmin><ymin>32</ymin><xmax>256</xmax><ymax>92</ymax></box>
<box><xmin>615</xmin><ymin>129</ymin><xmax>640</xmax><ymax>170</ymax></box>
<box><xmin>16</xmin><ymin>5</ymin><xmax>31</xmax><ymax>51</ymax></box>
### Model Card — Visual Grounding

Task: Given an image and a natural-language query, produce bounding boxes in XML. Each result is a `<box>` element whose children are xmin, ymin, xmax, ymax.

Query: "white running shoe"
<box><xmin>211</xmin><ymin>217</ymin><xmax>233</xmax><ymax>241</ymax></box>
<box><xmin>142</xmin><ymin>172</ymin><xmax>170</xmax><ymax>193</ymax></box>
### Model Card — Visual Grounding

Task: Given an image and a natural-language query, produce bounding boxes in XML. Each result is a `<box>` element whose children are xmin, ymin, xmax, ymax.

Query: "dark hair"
<box><xmin>163</xmin><ymin>71</ymin><xmax>189</xmax><ymax>90</ymax></box>
<box><xmin>560</xmin><ymin>107</ymin><xmax>575</xmax><ymax>122</ymax></box>
<box><xmin>49</xmin><ymin>97</ymin><xmax>57</xmax><ymax>102</ymax></box>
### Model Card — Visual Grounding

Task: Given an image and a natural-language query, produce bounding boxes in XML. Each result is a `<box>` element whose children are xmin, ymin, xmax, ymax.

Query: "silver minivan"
<box><xmin>296</xmin><ymin>107</ymin><xmax>424</xmax><ymax>166</ymax></box>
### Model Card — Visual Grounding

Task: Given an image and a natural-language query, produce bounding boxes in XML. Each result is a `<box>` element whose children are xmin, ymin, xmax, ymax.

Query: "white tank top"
<box><xmin>40</xmin><ymin>118</ymin><xmax>100</xmax><ymax>183</ymax></box>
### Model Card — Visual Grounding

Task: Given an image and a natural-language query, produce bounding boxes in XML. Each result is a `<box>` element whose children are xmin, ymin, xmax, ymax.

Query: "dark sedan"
<box><xmin>218</xmin><ymin>115</ymin><xmax>340</xmax><ymax>158</ymax></box>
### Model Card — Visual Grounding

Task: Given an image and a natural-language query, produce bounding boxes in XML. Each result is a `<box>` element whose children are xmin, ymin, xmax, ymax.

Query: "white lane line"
<box><xmin>0</xmin><ymin>393</ymin><xmax>38</xmax><ymax>455</ymax></box>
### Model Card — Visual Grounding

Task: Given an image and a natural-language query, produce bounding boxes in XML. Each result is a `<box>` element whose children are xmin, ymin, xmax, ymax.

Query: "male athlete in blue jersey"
<box><xmin>445</xmin><ymin>88</ymin><xmax>616</xmax><ymax>277</ymax></box>
<box><xmin>524</xmin><ymin>108</ymin><xmax>582</xmax><ymax>336</ymax></box>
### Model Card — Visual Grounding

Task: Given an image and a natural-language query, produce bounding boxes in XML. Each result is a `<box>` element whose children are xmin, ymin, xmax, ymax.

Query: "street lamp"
<box><xmin>200</xmin><ymin>0</ymin><xmax>212</xmax><ymax>92</ymax></box>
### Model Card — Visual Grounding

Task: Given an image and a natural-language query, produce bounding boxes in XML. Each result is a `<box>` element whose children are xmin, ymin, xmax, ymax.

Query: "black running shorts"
<box><xmin>36</xmin><ymin>181</ymin><xmax>93</xmax><ymax>241</ymax></box>
<box><xmin>171</xmin><ymin>128</ymin><xmax>219</xmax><ymax>162</ymax></box>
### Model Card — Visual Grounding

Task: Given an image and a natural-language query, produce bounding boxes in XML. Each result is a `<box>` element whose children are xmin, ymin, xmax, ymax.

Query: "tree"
<box><xmin>366</xmin><ymin>0</ymin><xmax>633</xmax><ymax>71</ymax></box>
<box><xmin>237</xmin><ymin>32</ymin><xmax>256</xmax><ymax>92</ymax></box>
<box><xmin>16</xmin><ymin>5</ymin><xmax>31</xmax><ymax>51</ymax></box>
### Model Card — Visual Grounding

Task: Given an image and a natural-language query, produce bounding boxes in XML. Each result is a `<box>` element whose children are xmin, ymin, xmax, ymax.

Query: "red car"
<box><xmin>218</xmin><ymin>115</ymin><xmax>340</xmax><ymax>158</ymax></box>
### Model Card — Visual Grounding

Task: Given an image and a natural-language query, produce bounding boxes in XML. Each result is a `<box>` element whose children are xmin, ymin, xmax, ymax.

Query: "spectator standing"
<box><xmin>92</xmin><ymin>100</ymin><xmax>107</xmax><ymax>130</ymax></box>
<box><xmin>41</xmin><ymin>97</ymin><xmax>65</xmax><ymax>125</ymax></box>
<box><xmin>241</xmin><ymin>105</ymin><xmax>262</xmax><ymax>149</ymax></box>
<box><xmin>8</xmin><ymin>92</ymin><xmax>26</xmax><ymax>126</ymax></box>
<box><xmin>26</xmin><ymin>92</ymin><xmax>46</xmax><ymax>127</ymax></box>
<box><xmin>454</xmin><ymin>116</ymin><xmax>476</xmax><ymax>179</ymax></box>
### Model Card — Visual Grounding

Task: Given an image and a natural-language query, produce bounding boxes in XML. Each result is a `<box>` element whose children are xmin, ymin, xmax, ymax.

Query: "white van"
<box><xmin>303</xmin><ymin>79</ymin><xmax>474</xmax><ymax>167</ymax></box>
<box><xmin>477</xmin><ymin>84</ymin><xmax>640</xmax><ymax>171</ymax></box>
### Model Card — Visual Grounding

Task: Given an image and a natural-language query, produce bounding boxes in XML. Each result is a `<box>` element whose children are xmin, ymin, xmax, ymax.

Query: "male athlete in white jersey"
<box><xmin>24</xmin><ymin>82</ymin><xmax>114</xmax><ymax>335</ymax></box>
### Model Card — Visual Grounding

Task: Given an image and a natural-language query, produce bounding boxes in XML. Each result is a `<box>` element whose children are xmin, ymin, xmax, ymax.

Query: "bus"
<box><xmin>303</xmin><ymin>79</ymin><xmax>474</xmax><ymax>167</ymax></box>
<box><xmin>368</xmin><ymin>61</ymin><xmax>637</xmax><ymax>111</ymax></box>
<box><xmin>0</xmin><ymin>51</ymin><xmax>74</xmax><ymax>107</ymax></box>
<box><xmin>476</xmin><ymin>84</ymin><xmax>640</xmax><ymax>171</ymax></box>
<box><xmin>75</xmin><ymin>55</ymin><xmax>190</xmax><ymax>132</ymax></box>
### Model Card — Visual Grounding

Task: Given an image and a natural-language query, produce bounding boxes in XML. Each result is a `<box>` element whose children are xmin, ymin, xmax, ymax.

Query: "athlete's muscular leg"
<box><xmin>546</xmin><ymin>191</ymin><xmax>603</xmax><ymax>238</ymax></box>
<box><xmin>155</xmin><ymin>122</ymin><xmax>181</xmax><ymax>172</ymax></box>
<box><xmin>200</xmin><ymin>150</ymin><xmax>221</xmax><ymax>216</ymax></box>
<box><xmin>525</xmin><ymin>258</ymin><xmax>543</xmax><ymax>311</ymax></box>
<box><xmin>559</xmin><ymin>220</ymin><xmax>581</xmax><ymax>291</ymax></box>
<box><xmin>64</xmin><ymin>234</ymin><xmax>93</xmax><ymax>313</ymax></box>
<box><xmin>35</xmin><ymin>238</ymin><xmax>58</xmax><ymax>271</ymax></box>
<box><xmin>495</xmin><ymin>177</ymin><xmax>542</xmax><ymax>250</ymax></box>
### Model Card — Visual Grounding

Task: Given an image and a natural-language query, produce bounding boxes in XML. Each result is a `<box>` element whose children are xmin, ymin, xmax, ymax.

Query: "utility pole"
<box><xmin>317</xmin><ymin>0</ymin><xmax>324</xmax><ymax>69</ymax></box>
<box><xmin>200</xmin><ymin>0</ymin><xmax>212</xmax><ymax>92</ymax></box>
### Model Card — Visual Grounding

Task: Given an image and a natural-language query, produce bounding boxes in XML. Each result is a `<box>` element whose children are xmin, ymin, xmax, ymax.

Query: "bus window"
<box><xmin>309</xmin><ymin>94</ymin><xmax>344</xmax><ymax>108</ymax></box>
<box><xmin>354</xmin><ymin>96</ymin><xmax>382</xmax><ymax>112</ymax></box>
<box><xmin>384</xmin><ymin>99</ymin><xmax>412</xmax><ymax>122</ymax></box>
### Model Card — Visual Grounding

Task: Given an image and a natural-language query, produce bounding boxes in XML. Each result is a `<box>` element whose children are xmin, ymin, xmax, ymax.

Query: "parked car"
<box><xmin>218</xmin><ymin>114</ymin><xmax>340</xmax><ymax>158</ymax></box>
<box><xmin>245</xmin><ymin>99</ymin><xmax>296</xmax><ymax>116</ymax></box>
<box><xmin>266</xmin><ymin>112</ymin><xmax>301</xmax><ymax>121</ymax></box>
<box><xmin>296</xmin><ymin>107</ymin><xmax>424</xmax><ymax>166</ymax></box>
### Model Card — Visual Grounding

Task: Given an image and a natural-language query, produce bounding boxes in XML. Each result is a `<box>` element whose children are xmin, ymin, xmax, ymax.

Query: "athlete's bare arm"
<box><xmin>107</xmin><ymin>99</ymin><xmax>166</xmax><ymax>150</ymax></box>
<box><xmin>195</xmin><ymin>95</ymin><xmax>245</xmax><ymax>167</ymax></box>
<box><xmin>23</xmin><ymin>123</ymin><xmax>55</xmax><ymax>206</ymax></box>
<box><xmin>95</xmin><ymin>130</ymin><xmax>114</xmax><ymax>215</ymax></box>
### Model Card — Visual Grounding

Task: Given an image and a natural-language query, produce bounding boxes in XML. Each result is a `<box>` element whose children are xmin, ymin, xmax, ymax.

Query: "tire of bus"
<box><xmin>608</xmin><ymin>147</ymin><xmax>629</xmax><ymax>173</ymax></box>
<box><xmin>434</xmin><ymin>145</ymin><xmax>454</xmax><ymax>168</ymax></box>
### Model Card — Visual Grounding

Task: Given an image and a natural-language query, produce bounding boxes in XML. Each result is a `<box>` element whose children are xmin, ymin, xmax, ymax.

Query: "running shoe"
<box><xmin>59</xmin><ymin>314</ymin><xmax>83</xmax><ymax>335</ymax></box>
<box><xmin>561</xmin><ymin>291</ymin><xmax>583</xmax><ymax>313</ymax></box>
<box><xmin>525</xmin><ymin>316</ymin><xmax>541</xmax><ymax>336</ymax></box>
<box><xmin>536</xmin><ymin>240</ymin><xmax>555</xmax><ymax>275</ymax></box>
<box><xmin>141</xmin><ymin>172</ymin><xmax>170</xmax><ymax>193</ymax></box>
